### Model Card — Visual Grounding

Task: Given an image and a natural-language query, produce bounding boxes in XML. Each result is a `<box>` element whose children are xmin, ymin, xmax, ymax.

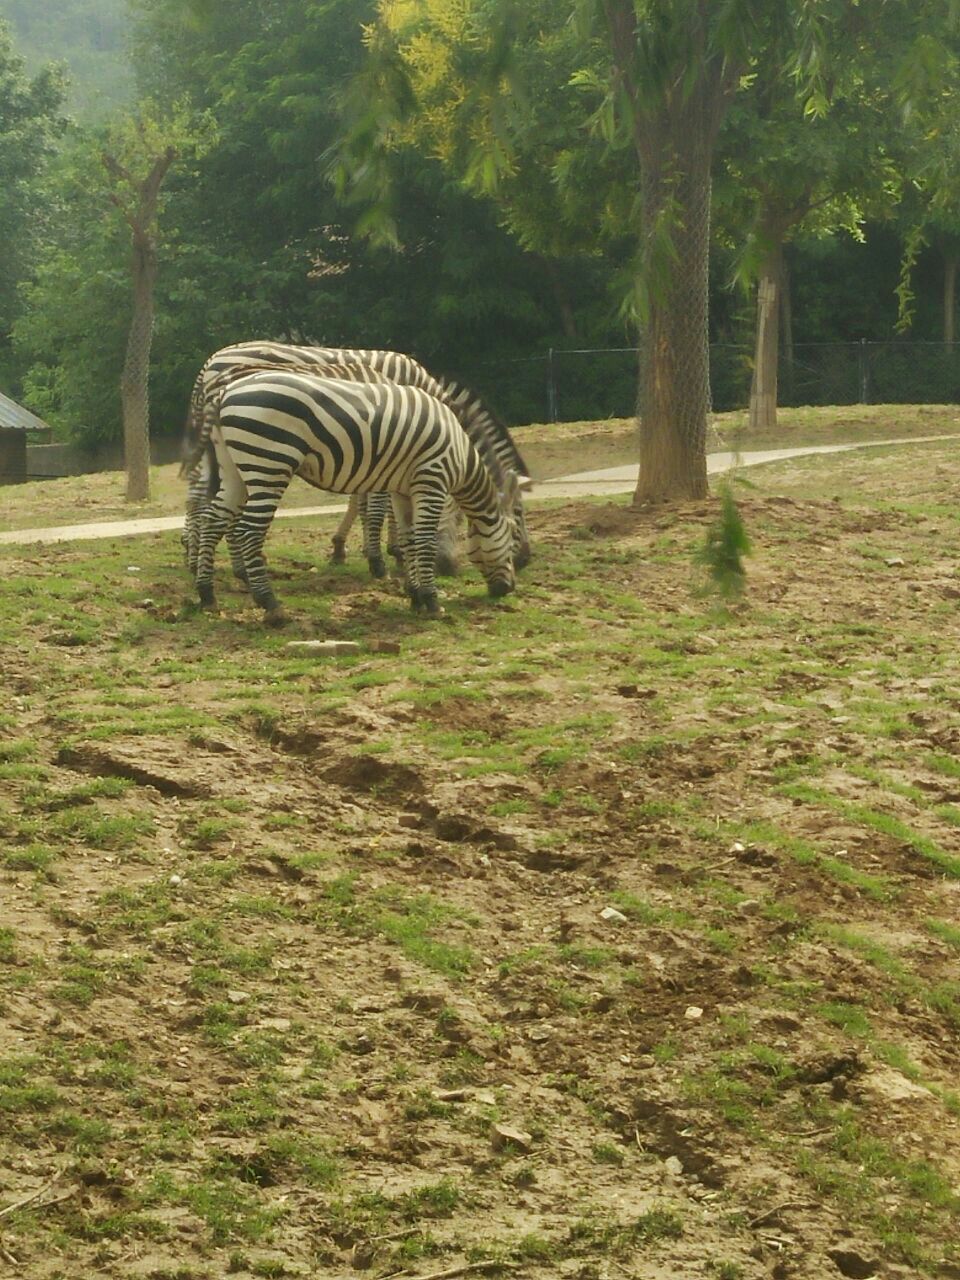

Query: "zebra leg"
<box><xmin>331</xmin><ymin>493</ymin><xmax>359</xmax><ymax>565</ymax></box>
<box><xmin>226</xmin><ymin>521</ymin><xmax>249</xmax><ymax>586</ymax></box>
<box><xmin>434</xmin><ymin>496</ymin><xmax>462</xmax><ymax>577</ymax></box>
<box><xmin>195</xmin><ymin>447</ymin><xmax>247</xmax><ymax>611</ymax></box>
<box><xmin>386</xmin><ymin>500</ymin><xmax>404</xmax><ymax>575</ymax></box>
<box><xmin>409</xmin><ymin>484</ymin><xmax>446</xmax><ymax>616</ymax></box>
<box><xmin>389</xmin><ymin>495</ymin><xmax>418</xmax><ymax>604</ymax></box>
<box><xmin>183</xmin><ymin>455</ymin><xmax>210</xmax><ymax>576</ymax></box>
<box><xmin>232</xmin><ymin>475</ymin><xmax>291</xmax><ymax>624</ymax></box>
<box><xmin>362</xmin><ymin>492</ymin><xmax>389</xmax><ymax>578</ymax></box>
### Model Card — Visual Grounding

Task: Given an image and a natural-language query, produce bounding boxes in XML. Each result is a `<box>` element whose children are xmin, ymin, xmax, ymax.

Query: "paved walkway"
<box><xmin>0</xmin><ymin>434</ymin><xmax>955</xmax><ymax>547</ymax></box>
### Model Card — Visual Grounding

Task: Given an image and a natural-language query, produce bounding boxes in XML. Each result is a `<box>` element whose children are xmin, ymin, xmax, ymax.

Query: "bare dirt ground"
<box><xmin>1</xmin><ymin>408</ymin><xmax>959</xmax><ymax>1280</ymax></box>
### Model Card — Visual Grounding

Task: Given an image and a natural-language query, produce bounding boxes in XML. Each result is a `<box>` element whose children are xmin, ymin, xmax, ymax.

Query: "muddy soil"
<box><xmin>0</xmin><ymin>430</ymin><xmax>959</xmax><ymax>1280</ymax></box>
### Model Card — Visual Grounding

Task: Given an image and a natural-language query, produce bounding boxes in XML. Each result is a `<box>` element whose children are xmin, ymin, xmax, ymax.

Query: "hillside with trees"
<box><xmin>0</xmin><ymin>0</ymin><xmax>132</xmax><ymax>117</ymax></box>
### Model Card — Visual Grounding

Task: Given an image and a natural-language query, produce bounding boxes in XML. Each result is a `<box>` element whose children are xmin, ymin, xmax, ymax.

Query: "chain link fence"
<box><xmin>471</xmin><ymin>340</ymin><xmax>960</xmax><ymax>426</ymax></box>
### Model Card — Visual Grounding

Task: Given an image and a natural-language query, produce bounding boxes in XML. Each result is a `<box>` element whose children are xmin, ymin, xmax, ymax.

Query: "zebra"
<box><xmin>196</xmin><ymin>370</ymin><xmax>517</xmax><ymax>622</ymax></box>
<box><xmin>181</xmin><ymin>340</ymin><xmax>531</xmax><ymax>577</ymax></box>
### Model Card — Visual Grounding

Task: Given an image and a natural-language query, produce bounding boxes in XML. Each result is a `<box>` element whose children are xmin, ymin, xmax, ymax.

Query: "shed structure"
<box><xmin>0</xmin><ymin>392</ymin><xmax>52</xmax><ymax>484</ymax></box>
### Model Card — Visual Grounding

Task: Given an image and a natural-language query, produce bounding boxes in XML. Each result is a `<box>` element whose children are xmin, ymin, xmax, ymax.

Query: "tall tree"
<box><xmin>338</xmin><ymin>0</ymin><xmax>960</xmax><ymax>501</ymax></box>
<box><xmin>716</xmin><ymin>49</ymin><xmax>900</xmax><ymax>430</ymax></box>
<box><xmin>100</xmin><ymin>105</ymin><xmax>212</xmax><ymax>500</ymax></box>
<box><xmin>131</xmin><ymin>0</ymin><xmax>619</xmax><ymax>420</ymax></box>
<box><xmin>890</xmin><ymin>83</ymin><xmax>960</xmax><ymax>344</ymax></box>
<box><xmin>0</xmin><ymin>19</ymin><xmax>65</xmax><ymax>364</ymax></box>
<box><xmin>102</xmin><ymin>130</ymin><xmax>175</xmax><ymax>501</ymax></box>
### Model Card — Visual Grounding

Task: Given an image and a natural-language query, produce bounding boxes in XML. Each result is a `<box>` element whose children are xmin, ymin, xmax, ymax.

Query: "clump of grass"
<box><xmin>694</xmin><ymin>482</ymin><xmax>751</xmax><ymax>600</ymax></box>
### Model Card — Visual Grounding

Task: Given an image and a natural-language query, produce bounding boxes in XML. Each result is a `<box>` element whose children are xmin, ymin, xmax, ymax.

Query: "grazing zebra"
<box><xmin>196</xmin><ymin>371</ymin><xmax>517</xmax><ymax>622</ymax></box>
<box><xmin>182</xmin><ymin>340</ymin><xmax>531</xmax><ymax>577</ymax></box>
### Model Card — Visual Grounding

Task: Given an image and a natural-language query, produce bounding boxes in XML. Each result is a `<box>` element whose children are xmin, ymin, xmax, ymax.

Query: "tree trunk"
<box><xmin>633</xmin><ymin>129</ymin><xmax>712</xmax><ymax>504</ymax></box>
<box><xmin>944</xmin><ymin>252</ymin><xmax>957</xmax><ymax>346</ymax></box>
<box><xmin>121</xmin><ymin>233</ymin><xmax>156</xmax><ymax>502</ymax></box>
<box><xmin>749</xmin><ymin>240</ymin><xmax>783</xmax><ymax>432</ymax></box>
<box><xmin>103</xmin><ymin>145</ymin><xmax>175</xmax><ymax>505</ymax></box>
<box><xmin>542</xmin><ymin>257</ymin><xmax>578</xmax><ymax>340</ymax></box>
<box><xmin>780</xmin><ymin>253</ymin><xmax>794</xmax><ymax>405</ymax></box>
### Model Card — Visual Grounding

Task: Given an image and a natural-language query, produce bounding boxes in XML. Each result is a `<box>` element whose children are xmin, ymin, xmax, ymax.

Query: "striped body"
<box><xmin>196</xmin><ymin>372</ymin><xmax>516</xmax><ymax>620</ymax></box>
<box><xmin>182</xmin><ymin>341</ymin><xmax>530</xmax><ymax>577</ymax></box>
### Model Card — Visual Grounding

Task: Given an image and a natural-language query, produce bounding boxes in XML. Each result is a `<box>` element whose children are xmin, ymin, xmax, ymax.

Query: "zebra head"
<box><xmin>467</xmin><ymin>511</ymin><xmax>516</xmax><ymax>598</ymax></box>
<box><xmin>497</xmin><ymin>471</ymin><xmax>531</xmax><ymax>572</ymax></box>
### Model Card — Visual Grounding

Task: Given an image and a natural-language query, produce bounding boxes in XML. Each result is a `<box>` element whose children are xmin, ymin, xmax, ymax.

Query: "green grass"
<box><xmin>3</xmin><ymin>426</ymin><xmax>960</xmax><ymax>1277</ymax></box>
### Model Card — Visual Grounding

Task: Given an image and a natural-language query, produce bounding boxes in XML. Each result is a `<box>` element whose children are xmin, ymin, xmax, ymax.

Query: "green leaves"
<box><xmin>694</xmin><ymin>482</ymin><xmax>752</xmax><ymax>600</ymax></box>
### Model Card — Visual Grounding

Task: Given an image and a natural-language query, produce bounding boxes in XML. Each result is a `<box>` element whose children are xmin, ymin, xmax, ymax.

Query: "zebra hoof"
<box><xmin>435</xmin><ymin>555</ymin><xmax>459</xmax><ymax>577</ymax></box>
<box><xmin>263</xmin><ymin>606</ymin><xmax>290</xmax><ymax>628</ymax></box>
<box><xmin>197</xmin><ymin>583</ymin><xmax>217</xmax><ymax>610</ymax></box>
<box><xmin>368</xmin><ymin>557</ymin><xmax>387</xmax><ymax>579</ymax></box>
<box><xmin>411</xmin><ymin>591</ymin><xmax>443</xmax><ymax>617</ymax></box>
<box><xmin>330</xmin><ymin>538</ymin><xmax>346</xmax><ymax>565</ymax></box>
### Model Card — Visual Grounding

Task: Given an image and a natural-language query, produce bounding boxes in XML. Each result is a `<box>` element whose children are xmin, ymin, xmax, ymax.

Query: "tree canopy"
<box><xmin>3</xmin><ymin>0</ymin><xmax>960</xmax><ymax>465</ymax></box>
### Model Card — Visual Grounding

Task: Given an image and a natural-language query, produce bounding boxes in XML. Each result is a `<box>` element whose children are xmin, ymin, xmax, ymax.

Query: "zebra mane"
<box><xmin>428</xmin><ymin>372</ymin><xmax>531</xmax><ymax>488</ymax></box>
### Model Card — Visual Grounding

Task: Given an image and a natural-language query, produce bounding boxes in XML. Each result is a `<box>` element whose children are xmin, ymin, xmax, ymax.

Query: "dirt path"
<box><xmin>0</xmin><ymin>434</ymin><xmax>955</xmax><ymax>546</ymax></box>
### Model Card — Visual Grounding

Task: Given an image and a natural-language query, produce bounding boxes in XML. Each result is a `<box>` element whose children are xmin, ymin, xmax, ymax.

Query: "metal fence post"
<box><xmin>859</xmin><ymin>338</ymin><xmax>869</xmax><ymax>405</ymax></box>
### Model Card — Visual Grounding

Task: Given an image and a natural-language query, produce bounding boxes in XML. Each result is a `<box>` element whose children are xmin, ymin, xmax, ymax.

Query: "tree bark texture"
<box><xmin>944</xmin><ymin>252</ymin><xmax>957</xmax><ymax>347</ymax></box>
<box><xmin>103</xmin><ymin>145</ymin><xmax>175</xmax><ymax>503</ymax></box>
<box><xmin>780</xmin><ymin>254</ymin><xmax>794</xmax><ymax>404</ymax></box>
<box><xmin>601</xmin><ymin>0</ymin><xmax>736</xmax><ymax>505</ymax></box>
<box><xmin>749</xmin><ymin>241</ymin><xmax>784</xmax><ymax>432</ymax></box>
<box><xmin>121</xmin><ymin>233</ymin><xmax>157</xmax><ymax>502</ymax></box>
<box><xmin>632</xmin><ymin>122</ymin><xmax>713</xmax><ymax>504</ymax></box>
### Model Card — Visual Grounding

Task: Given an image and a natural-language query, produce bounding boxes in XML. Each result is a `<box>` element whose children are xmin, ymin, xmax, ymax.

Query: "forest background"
<box><xmin>1</xmin><ymin>0</ymin><xmax>959</xmax><ymax>452</ymax></box>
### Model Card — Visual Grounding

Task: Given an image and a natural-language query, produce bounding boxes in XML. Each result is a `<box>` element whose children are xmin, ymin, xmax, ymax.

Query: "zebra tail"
<box><xmin>179</xmin><ymin>408</ymin><xmax>207</xmax><ymax>478</ymax></box>
<box><xmin>204</xmin><ymin>441</ymin><xmax>220</xmax><ymax>499</ymax></box>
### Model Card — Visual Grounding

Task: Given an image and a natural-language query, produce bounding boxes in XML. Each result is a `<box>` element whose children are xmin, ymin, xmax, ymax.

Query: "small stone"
<box><xmin>226</xmin><ymin>990</ymin><xmax>251</xmax><ymax>1004</ymax></box>
<box><xmin>601</xmin><ymin>906</ymin><xmax>628</xmax><ymax>923</ymax></box>
<box><xmin>663</xmin><ymin>1155</ymin><xmax>684</xmax><ymax>1177</ymax></box>
<box><xmin>491</xmin><ymin>1123</ymin><xmax>533</xmax><ymax>1153</ymax></box>
<box><xmin>169</xmin><ymin>874</ymin><xmax>183</xmax><ymax>886</ymax></box>
<box><xmin>257</xmin><ymin>1017</ymin><xmax>291</xmax><ymax>1032</ymax></box>
<box><xmin>884</xmin><ymin>556</ymin><xmax>905</xmax><ymax>568</ymax></box>
<box><xmin>730</xmin><ymin>841</ymin><xmax>746</xmax><ymax>853</ymax></box>
<box><xmin>736</xmin><ymin>898</ymin><xmax>761</xmax><ymax>916</ymax></box>
<box><xmin>684</xmin><ymin>1005</ymin><xmax>704</xmax><ymax>1021</ymax></box>
<box><xmin>284</xmin><ymin>640</ymin><xmax>361</xmax><ymax>655</ymax></box>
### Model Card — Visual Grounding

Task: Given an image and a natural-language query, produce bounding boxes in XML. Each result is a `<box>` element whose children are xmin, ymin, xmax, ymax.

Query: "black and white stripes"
<box><xmin>182</xmin><ymin>340</ymin><xmax>531</xmax><ymax>577</ymax></box>
<box><xmin>196</xmin><ymin>371</ymin><xmax>516</xmax><ymax>621</ymax></box>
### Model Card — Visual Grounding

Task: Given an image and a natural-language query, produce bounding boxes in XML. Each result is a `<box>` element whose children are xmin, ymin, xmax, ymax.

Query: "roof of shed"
<box><xmin>0</xmin><ymin>390</ymin><xmax>51</xmax><ymax>433</ymax></box>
